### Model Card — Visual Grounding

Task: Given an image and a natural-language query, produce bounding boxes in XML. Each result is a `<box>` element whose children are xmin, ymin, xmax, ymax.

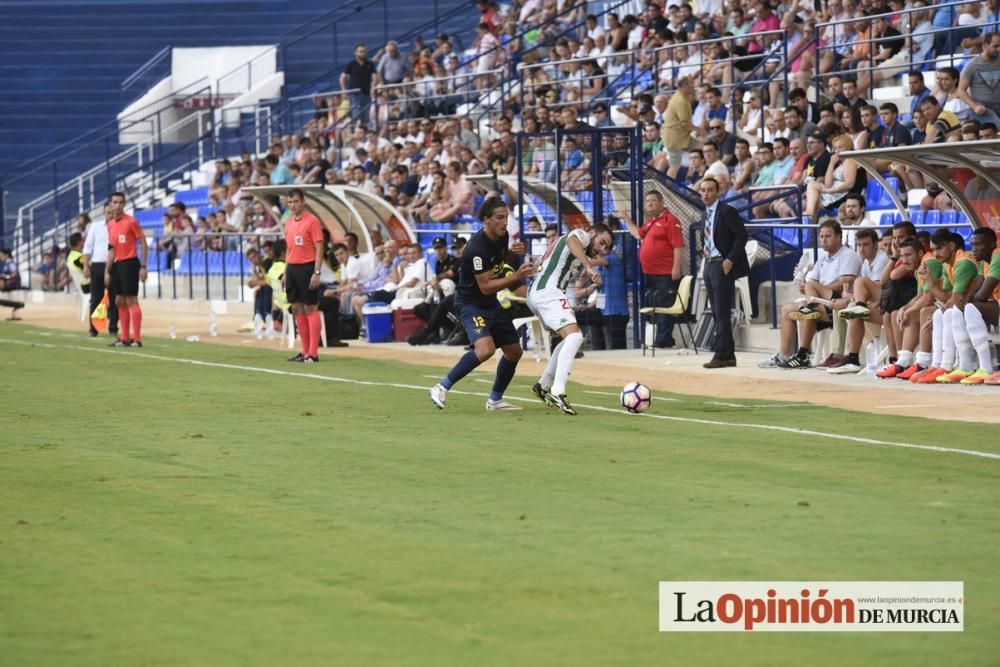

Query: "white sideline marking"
<box><xmin>706</xmin><ymin>401</ymin><xmax>813</xmax><ymax>409</ymax></box>
<box><xmin>3</xmin><ymin>337</ymin><xmax>999</xmax><ymax>462</ymax></box>
<box><xmin>876</xmin><ymin>404</ymin><xmax>938</xmax><ymax>409</ymax></box>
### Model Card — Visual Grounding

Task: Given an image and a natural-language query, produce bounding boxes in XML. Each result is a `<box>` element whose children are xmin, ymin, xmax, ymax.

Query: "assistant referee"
<box><xmin>283</xmin><ymin>188</ymin><xmax>325</xmax><ymax>362</ymax></box>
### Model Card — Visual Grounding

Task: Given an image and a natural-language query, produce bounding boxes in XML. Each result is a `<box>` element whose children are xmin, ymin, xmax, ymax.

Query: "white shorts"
<box><xmin>527</xmin><ymin>288</ymin><xmax>576</xmax><ymax>332</ymax></box>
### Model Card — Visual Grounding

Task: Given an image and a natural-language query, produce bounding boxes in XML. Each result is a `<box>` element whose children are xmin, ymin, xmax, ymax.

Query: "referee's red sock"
<box><xmin>119</xmin><ymin>305</ymin><xmax>131</xmax><ymax>342</ymax></box>
<box><xmin>129</xmin><ymin>304</ymin><xmax>142</xmax><ymax>342</ymax></box>
<box><xmin>307</xmin><ymin>311</ymin><xmax>321</xmax><ymax>358</ymax></box>
<box><xmin>295</xmin><ymin>313</ymin><xmax>310</xmax><ymax>356</ymax></box>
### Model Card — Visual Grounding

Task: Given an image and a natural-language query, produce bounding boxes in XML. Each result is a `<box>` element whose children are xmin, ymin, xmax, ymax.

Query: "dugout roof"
<box><xmin>242</xmin><ymin>184</ymin><xmax>414</xmax><ymax>251</ymax></box>
<box><xmin>844</xmin><ymin>140</ymin><xmax>1000</xmax><ymax>230</ymax></box>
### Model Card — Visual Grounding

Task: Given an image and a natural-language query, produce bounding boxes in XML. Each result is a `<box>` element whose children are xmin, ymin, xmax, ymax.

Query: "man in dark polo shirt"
<box><xmin>618</xmin><ymin>191</ymin><xmax>685</xmax><ymax>348</ymax></box>
<box><xmin>340</xmin><ymin>42</ymin><xmax>377</xmax><ymax>121</ymax></box>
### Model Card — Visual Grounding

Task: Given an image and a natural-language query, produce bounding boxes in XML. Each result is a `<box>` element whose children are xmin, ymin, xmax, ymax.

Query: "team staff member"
<box><xmin>82</xmin><ymin>201</ymin><xmax>118</xmax><ymax>337</ymax></box>
<box><xmin>429</xmin><ymin>196</ymin><xmax>535</xmax><ymax>411</ymax></box>
<box><xmin>104</xmin><ymin>192</ymin><xmax>147</xmax><ymax>347</ymax></box>
<box><xmin>283</xmin><ymin>188</ymin><xmax>325</xmax><ymax>363</ymax></box>
<box><xmin>617</xmin><ymin>190</ymin><xmax>685</xmax><ymax>348</ymax></box>
<box><xmin>699</xmin><ymin>177</ymin><xmax>749</xmax><ymax>368</ymax></box>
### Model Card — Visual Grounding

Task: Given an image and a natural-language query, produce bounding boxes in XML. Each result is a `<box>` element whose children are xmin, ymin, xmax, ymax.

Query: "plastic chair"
<box><xmin>640</xmin><ymin>274</ymin><xmax>696</xmax><ymax>356</ymax></box>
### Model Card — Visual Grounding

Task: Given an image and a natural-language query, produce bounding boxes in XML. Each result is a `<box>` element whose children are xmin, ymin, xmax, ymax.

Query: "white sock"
<box><xmin>551</xmin><ymin>331</ymin><xmax>583</xmax><ymax>396</ymax></box>
<box><xmin>931</xmin><ymin>309</ymin><xmax>944</xmax><ymax>367</ymax></box>
<box><xmin>948</xmin><ymin>307</ymin><xmax>975</xmax><ymax>370</ymax></box>
<box><xmin>941</xmin><ymin>310</ymin><xmax>956</xmax><ymax>369</ymax></box>
<box><xmin>540</xmin><ymin>339</ymin><xmax>565</xmax><ymax>390</ymax></box>
<box><xmin>964</xmin><ymin>303</ymin><xmax>994</xmax><ymax>373</ymax></box>
<box><xmin>897</xmin><ymin>349</ymin><xmax>913</xmax><ymax>368</ymax></box>
<box><xmin>915</xmin><ymin>350</ymin><xmax>932</xmax><ymax>368</ymax></box>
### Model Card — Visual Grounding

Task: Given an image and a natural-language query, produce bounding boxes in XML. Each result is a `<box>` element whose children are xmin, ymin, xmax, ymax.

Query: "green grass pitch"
<box><xmin>1</xmin><ymin>322</ymin><xmax>999</xmax><ymax>666</ymax></box>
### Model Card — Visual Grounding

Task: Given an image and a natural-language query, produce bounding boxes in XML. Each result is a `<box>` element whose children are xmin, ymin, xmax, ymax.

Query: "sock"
<box><xmin>846</xmin><ymin>352</ymin><xmax>860</xmax><ymax>364</ymax></box>
<box><xmin>490</xmin><ymin>355</ymin><xmax>519</xmax><ymax>401</ymax></box>
<box><xmin>797</xmin><ymin>347</ymin><xmax>810</xmax><ymax>357</ymax></box>
<box><xmin>941</xmin><ymin>310</ymin><xmax>956</xmax><ymax>369</ymax></box>
<box><xmin>253</xmin><ymin>313</ymin><xmax>263</xmax><ymax>333</ymax></box>
<box><xmin>897</xmin><ymin>349</ymin><xmax>914</xmax><ymax>368</ymax></box>
<box><xmin>307</xmin><ymin>311</ymin><xmax>321</xmax><ymax>358</ymax></box>
<box><xmin>119</xmin><ymin>305</ymin><xmax>131</xmax><ymax>342</ymax></box>
<box><xmin>948</xmin><ymin>307</ymin><xmax>974</xmax><ymax>370</ymax></box>
<box><xmin>915</xmin><ymin>350</ymin><xmax>932</xmax><ymax>368</ymax></box>
<box><xmin>551</xmin><ymin>331</ymin><xmax>583</xmax><ymax>396</ymax></box>
<box><xmin>539</xmin><ymin>340</ymin><xmax>566</xmax><ymax>390</ymax></box>
<box><xmin>931</xmin><ymin>309</ymin><xmax>944</xmax><ymax>367</ymax></box>
<box><xmin>441</xmin><ymin>350</ymin><xmax>482</xmax><ymax>389</ymax></box>
<box><xmin>964</xmin><ymin>303</ymin><xmax>994</xmax><ymax>373</ymax></box>
<box><xmin>295</xmin><ymin>313</ymin><xmax>310</xmax><ymax>355</ymax></box>
<box><xmin>129</xmin><ymin>304</ymin><xmax>142</xmax><ymax>342</ymax></box>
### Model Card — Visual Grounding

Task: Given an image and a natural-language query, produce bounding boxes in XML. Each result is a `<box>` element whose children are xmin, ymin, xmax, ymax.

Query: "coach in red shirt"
<box><xmin>619</xmin><ymin>191</ymin><xmax>685</xmax><ymax>347</ymax></box>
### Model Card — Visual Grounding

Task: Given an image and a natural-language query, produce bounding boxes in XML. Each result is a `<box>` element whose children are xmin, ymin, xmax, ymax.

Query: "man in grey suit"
<box><xmin>699</xmin><ymin>177</ymin><xmax>749</xmax><ymax>368</ymax></box>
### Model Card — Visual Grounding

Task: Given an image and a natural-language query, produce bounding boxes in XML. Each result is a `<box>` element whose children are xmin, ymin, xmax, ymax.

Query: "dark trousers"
<box><xmin>414</xmin><ymin>294</ymin><xmax>456</xmax><ymax>334</ymax></box>
<box><xmin>317</xmin><ymin>294</ymin><xmax>342</xmax><ymax>344</ymax></box>
<box><xmin>575</xmin><ymin>309</ymin><xmax>629</xmax><ymax>350</ymax></box>
<box><xmin>644</xmin><ymin>273</ymin><xmax>676</xmax><ymax>346</ymax></box>
<box><xmin>703</xmin><ymin>258</ymin><xmax>736</xmax><ymax>360</ymax></box>
<box><xmin>88</xmin><ymin>262</ymin><xmax>118</xmax><ymax>333</ymax></box>
<box><xmin>254</xmin><ymin>286</ymin><xmax>273</xmax><ymax>319</ymax></box>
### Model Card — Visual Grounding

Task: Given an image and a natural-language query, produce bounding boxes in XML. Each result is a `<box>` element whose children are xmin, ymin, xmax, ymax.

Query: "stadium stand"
<box><xmin>3</xmin><ymin>0</ymin><xmax>998</xmax><ymax>371</ymax></box>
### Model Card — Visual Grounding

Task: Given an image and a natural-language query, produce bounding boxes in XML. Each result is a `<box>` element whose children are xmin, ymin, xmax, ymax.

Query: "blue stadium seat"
<box><xmin>910</xmin><ymin>210</ymin><xmax>925</xmax><ymax>226</ymax></box>
<box><xmin>880</xmin><ymin>212</ymin><xmax>896</xmax><ymax>227</ymax></box>
<box><xmin>941</xmin><ymin>210</ymin><xmax>958</xmax><ymax>226</ymax></box>
<box><xmin>925</xmin><ymin>210</ymin><xmax>942</xmax><ymax>226</ymax></box>
<box><xmin>175</xmin><ymin>187</ymin><xmax>210</xmax><ymax>207</ymax></box>
<box><xmin>950</xmin><ymin>226</ymin><xmax>973</xmax><ymax>247</ymax></box>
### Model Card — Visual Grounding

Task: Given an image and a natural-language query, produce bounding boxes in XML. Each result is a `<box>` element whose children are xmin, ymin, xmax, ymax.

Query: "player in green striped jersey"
<box><xmin>528</xmin><ymin>222</ymin><xmax>614</xmax><ymax>415</ymax></box>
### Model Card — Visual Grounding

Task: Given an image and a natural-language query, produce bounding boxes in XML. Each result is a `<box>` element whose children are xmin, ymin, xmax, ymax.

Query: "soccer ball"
<box><xmin>620</xmin><ymin>381</ymin><xmax>652</xmax><ymax>413</ymax></box>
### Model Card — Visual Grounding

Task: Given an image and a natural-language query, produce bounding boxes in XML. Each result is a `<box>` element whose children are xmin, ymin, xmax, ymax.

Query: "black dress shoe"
<box><xmin>703</xmin><ymin>358</ymin><xmax>730</xmax><ymax>369</ymax></box>
<box><xmin>407</xmin><ymin>327</ymin><xmax>429</xmax><ymax>345</ymax></box>
<box><xmin>446</xmin><ymin>329</ymin><xmax>469</xmax><ymax>346</ymax></box>
<box><xmin>326</xmin><ymin>340</ymin><xmax>348</xmax><ymax>348</ymax></box>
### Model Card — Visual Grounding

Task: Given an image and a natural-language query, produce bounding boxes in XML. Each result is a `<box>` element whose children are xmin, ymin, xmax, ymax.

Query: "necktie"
<box><xmin>703</xmin><ymin>207</ymin><xmax>715</xmax><ymax>258</ymax></box>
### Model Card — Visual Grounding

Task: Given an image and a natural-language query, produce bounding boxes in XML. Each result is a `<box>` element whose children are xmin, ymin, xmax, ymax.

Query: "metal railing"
<box><xmin>14</xmin><ymin>111</ymin><xmax>216</xmax><ymax>255</ymax></box>
<box><xmin>814</xmin><ymin>4</ymin><xmax>988</xmax><ymax>101</ymax></box>
<box><xmin>373</xmin><ymin>69</ymin><xmax>501</xmax><ymax>123</ymax></box>
<box><xmin>215</xmin><ymin>47</ymin><xmax>280</xmax><ymax>99</ymax></box>
<box><xmin>121</xmin><ymin>46</ymin><xmax>173</xmax><ymax>105</ymax></box>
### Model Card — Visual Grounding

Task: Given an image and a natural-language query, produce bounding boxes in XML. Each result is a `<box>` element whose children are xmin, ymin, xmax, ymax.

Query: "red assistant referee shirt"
<box><xmin>107</xmin><ymin>214</ymin><xmax>144</xmax><ymax>261</ymax></box>
<box><xmin>638</xmin><ymin>209</ymin><xmax>684</xmax><ymax>276</ymax></box>
<box><xmin>284</xmin><ymin>211</ymin><xmax>323</xmax><ymax>265</ymax></box>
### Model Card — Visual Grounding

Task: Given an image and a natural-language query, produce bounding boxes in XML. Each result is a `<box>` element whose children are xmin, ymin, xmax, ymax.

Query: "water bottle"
<box><xmin>865</xmin><ymin>341</ymin><xmax>877</xmax><ymax>376</ymax></box>
<box><xmin>209</xmin><ymin>311</ymin><xmax>218</xmax><ymax>337</ymax></box>
<box><xmin>168</xmin><ymin>322</ymin><xmax>176</xmax><ymax>340</ymax></box>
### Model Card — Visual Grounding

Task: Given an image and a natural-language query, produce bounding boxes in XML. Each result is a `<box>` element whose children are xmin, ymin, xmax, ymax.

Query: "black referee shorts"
<box><xmin>111</xmin><ymin>257</ymin><xmax>140</xmax><ymax>297</ymax></box>
<box><xmin>285</xmin><ymin>262</ymin><xmax>319</xmax><ymax>306</ymax></box>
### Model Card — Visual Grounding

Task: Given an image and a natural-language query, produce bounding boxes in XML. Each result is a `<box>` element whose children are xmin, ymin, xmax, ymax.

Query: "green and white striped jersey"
<box><xmin>530</xmin><ymin>228</ymin><xmax>589</xmax><ymax>293</ymax></box>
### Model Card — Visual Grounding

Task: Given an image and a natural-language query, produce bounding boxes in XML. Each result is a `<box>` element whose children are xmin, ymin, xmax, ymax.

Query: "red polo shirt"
<box><xmin>638</xmin><ymin>209</ymin><xmax>684</xmax><ymax>275</ymax></box>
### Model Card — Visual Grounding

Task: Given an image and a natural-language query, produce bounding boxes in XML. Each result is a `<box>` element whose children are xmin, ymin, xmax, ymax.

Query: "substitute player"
<box><xmin>949</xmin><ymin>227</ymin><xmax>999</xmax><ymax>384</ymax></box>
<box><xmin>527</xmin><ymin>222</ymin><xmax>614</xmax><ymax>414</ymax></box>
<box><xmin>104</xmin><ymin>192</ymin><xmax>148</xmax><ymax>347</ymax></box>
<box><xmin>283</xmin><ymin>189</ymin><xmax>325</xmax><ymax>362</ymax></box>
<box><xmin>429</xmin><ymin>197</ymin><xmax>535</xmax><ymax>411</ymax></box>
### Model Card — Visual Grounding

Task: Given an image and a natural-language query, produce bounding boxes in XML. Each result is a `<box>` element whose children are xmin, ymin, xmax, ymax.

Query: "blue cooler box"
<box><xmin>362</xmin><ymin>302</ymin><xmax>393</xmax><ymax>342</ymax></box>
